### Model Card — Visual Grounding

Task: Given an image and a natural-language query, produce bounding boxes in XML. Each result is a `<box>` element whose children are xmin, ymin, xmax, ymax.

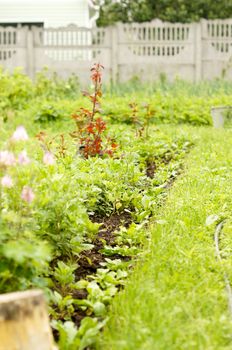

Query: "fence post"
<box><xmin>26</xmin><ymin>26</ymin><xmax>35</xmax><ymax>79</ymax></box>
<box><xmin>194</xmin><ymin>21</ymin><xmax>202</xmax><ymax>82</ymax></box>
<box><xmin>110</xmin><ymin>24</ymin><xmax>119</xmax><ymax>84</ymax></box>
<box><xmin>0</xmin><ymin>289</ymin><xmax>56</xmax><ymax>350</ymax></box>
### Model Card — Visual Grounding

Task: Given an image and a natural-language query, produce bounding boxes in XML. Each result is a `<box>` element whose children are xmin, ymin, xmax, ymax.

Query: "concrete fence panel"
<box><xmin>0</xmin><ymin>19</ymin><xmax>232</xmax><ymax>83</ymax></box>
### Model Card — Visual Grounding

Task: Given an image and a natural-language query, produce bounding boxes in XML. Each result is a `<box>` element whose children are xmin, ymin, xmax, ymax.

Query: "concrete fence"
<box><xmin>0</xmin><ymin>19</ymin><xmax>232</xmax><ymax>83</ymax></box>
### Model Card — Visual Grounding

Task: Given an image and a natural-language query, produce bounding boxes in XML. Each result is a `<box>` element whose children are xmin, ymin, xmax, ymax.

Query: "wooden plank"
<box><xmin>0</xmin><ymin>289</ymin><xmax>56</xmax><ymax>350</ymax></box>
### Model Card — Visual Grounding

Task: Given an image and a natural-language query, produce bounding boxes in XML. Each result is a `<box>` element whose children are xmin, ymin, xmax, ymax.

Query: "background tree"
<box><xmin>96</xmin><ymin>0</ymin><xmax>232</xmax><ymax>26</ymax></box>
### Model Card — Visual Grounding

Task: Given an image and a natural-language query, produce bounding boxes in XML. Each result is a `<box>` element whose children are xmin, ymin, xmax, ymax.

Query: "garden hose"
<box><xmin>214</xmin><ymin>221</ymin><xmax>232</xmax><ymax>316</ymax></box>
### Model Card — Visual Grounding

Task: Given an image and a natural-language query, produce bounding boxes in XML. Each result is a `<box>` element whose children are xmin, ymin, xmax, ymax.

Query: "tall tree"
<box><xmin>97</xmin><ymin>0</ymin><xmax>232</xmax><ymax>26</ymax></box>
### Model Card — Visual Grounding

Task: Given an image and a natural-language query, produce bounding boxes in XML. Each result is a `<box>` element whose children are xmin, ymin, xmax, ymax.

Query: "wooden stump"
<box><xmin>0</xmin><ymin>289</ymin><xmax>56</xmax><ymax>350</ymax></box>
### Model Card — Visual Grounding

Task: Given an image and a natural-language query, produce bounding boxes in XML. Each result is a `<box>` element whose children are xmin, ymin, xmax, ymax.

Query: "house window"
<box><xmin>0</xmin><ymin>22</ymin><xmax>44</xmax><ymax>29</ymax></box>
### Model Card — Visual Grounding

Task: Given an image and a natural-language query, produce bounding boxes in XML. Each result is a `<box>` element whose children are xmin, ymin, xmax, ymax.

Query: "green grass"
<box><xmin>105</xmin><ymin>77</ymin><xmax>232</xmax><ymax>97</ymax></box>
<box><xmin>99</xmin><ymin>126</ymin><xmax>232</xmax><ymax>350</ymax></box>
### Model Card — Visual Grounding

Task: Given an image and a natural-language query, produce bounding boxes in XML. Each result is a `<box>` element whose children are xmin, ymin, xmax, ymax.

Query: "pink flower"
<box><xmin>43</xmin><ymin>152</ymin><xmax>55</xmax><ymax>166</ymax></box>
<box><xmin>0</xmin><ymin>151</ymin><xmax>16</xmax><ymax>166</ymax></box>
<box><xmin>21</xmin><ymin>186</ymin><xmax>35</xmax><ymax>203</ymax></box>
<box><xmin>1</xmin><ymin>175</ymin><xmax>13</xmax><ymax>188</ymax></box>
<box><xmin>11</xmin><ymin>126</ymin><xmax>29</xmax><ymax>141</ymax></box>
<box><xmin>18</xmin><ymin>150</ymin><xmax>30</xmax><ymax>165</ymax></box>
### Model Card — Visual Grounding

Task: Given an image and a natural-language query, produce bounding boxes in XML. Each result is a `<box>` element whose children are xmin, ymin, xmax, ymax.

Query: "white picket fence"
<box><xmin>0</xmin><ymin>19</ymin><xmax>232</xmax><ymax>83</ymax></box>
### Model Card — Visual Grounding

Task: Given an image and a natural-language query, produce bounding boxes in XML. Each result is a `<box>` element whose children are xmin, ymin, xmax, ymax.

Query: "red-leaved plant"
<box><xmin>71</xmin><ymin>63</ymin><xmax>117</xmax><ymax>158</ymax></box>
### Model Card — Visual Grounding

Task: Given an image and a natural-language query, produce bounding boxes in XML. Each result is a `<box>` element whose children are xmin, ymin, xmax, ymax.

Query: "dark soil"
<box><xmin>146</xmin><ymin>152</ymin><xmax>174</xmax><ymax>179</ymax></box>
<box><xmin>146</xmin><ymin>159</ymin><xmax>156</xmax><ymax>178</ymax></box>
<box><xmin>72</xmin><ymin>288</ymin><xmax>88</xmax><ymax>300</ymax></box>
<box><xmin>75</xmin><ymin>212</ymin><xmax>132</xmax><ymax>280</ymax></box>
<box><xmin>51</xmin><ymin>211</ymin><xmax>133</xmax><ymax>333</ymax></box>
<box><xmin>55</xmin><ymin>211</ymin><xmax>132</xmax><ymax>328</ymax></box>
<box><xmin>71</xmin><ymin>309</ymin><xmax>89</xmax><ymax>328</ymax></box>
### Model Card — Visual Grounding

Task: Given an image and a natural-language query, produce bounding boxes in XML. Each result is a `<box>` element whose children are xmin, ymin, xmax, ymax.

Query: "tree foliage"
<box><xmin>97</xmin><ymin>0</ymin><xmax>232</xmax><ymax>26</ymax></box>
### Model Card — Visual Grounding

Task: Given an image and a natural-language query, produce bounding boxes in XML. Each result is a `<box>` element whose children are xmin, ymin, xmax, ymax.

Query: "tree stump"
<box><xmin>0</xmin><ymin>289</ymin><xmax>56</xmax><ymax>350</ymax></box>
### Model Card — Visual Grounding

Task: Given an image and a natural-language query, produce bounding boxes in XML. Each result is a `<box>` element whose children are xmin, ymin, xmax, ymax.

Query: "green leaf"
<box><xmin>93</xmin><ymin>301</ymin><xmax>106</xmax><ymax>316</ymax></box>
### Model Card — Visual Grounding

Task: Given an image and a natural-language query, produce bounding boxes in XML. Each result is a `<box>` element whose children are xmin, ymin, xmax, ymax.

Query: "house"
<box><xmin>0</xmin><ymin>0</ymin><xmax>98</xmax><ymax>28</ymax></box>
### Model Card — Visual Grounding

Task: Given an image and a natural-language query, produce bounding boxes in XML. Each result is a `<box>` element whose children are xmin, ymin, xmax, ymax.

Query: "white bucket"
<box><xmin>211</xmin><ymin>106</ymin><xmax>232</xmax><ymax>128</ymax></box>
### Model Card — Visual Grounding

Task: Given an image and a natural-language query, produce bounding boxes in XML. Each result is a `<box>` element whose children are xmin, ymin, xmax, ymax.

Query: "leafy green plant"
<box><xmin>50</xmin><ymin>291</ymin><xmax>75</xmax><ymax>321</ymax></box>
<box><xmin>34</xmin><ymin>104</ymin><xmax>66</xmax><ymax>123</ymax></box>
<box><xmin>35</xmin><ymin>68</ymin><xmax>80</xmax><ymax>99</ymax></box>
<box><xmin>53</xmin><ymin>261</ymin><xmax>78</xmax><ymax>295</ymax></box>
<box><xmin>74</xmin><ymin>279</ymin><xmax>117</xmax><ymax>317</ymax></box>
<box><xmin>34</xmin><ymin>188</ymin><xmax>98</xmax><ymax>257</ymax></box>
<box><xmin>0</xmin><ymin>68</ymin><xmax>33</xmax><ymax>120</ymax></box>
<box><xmin>52</xmin><ymin>317</ymin><xmax>106</xmax><ymax>350</ymax></box>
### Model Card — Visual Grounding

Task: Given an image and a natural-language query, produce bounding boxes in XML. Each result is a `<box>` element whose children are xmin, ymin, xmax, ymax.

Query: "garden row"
<box><xmin>1</xmin><ymin>68</ymin><xmax>232</xmax><ymax>127</ymax></box>
<box><xmin>0</xmin><ymin>66</ymin><xmax>193</xmax><ymax>349</ymax></box>
<box><xmin>0</xmin><ymin>118</ymin><xmax>192</xmax><ymax>349</ymax></box>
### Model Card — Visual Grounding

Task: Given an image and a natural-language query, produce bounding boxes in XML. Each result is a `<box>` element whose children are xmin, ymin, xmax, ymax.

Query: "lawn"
<box><xmin>0</xmin><ymin>67</ymin><xmax>232</xmax><ymax>349</ymax></box>
<box><xmin>100</xmin><ymin>126</ymin><xmax>232</xmax><ymax>350</ymax></box>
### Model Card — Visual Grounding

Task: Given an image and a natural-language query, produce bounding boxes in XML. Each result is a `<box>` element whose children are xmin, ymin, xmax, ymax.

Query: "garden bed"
<box><xmin>1</xmin><ymin>68</ymin><xmax>232</xmax><ymax>349</ymax></box>
<box><xmin>0</xmin><ymin>107</ymin><xmax>191</xmax><ymax>349</ymax></box>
